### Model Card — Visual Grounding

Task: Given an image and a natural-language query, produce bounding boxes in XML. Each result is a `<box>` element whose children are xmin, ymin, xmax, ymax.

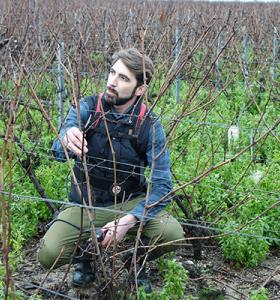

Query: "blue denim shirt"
<box><xmin>52</xmin><ymin>98</ymin><xmax>173</xmax><ymax>222</ymax></box>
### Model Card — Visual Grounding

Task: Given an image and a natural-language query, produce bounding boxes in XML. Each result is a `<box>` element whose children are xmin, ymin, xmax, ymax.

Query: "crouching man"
<box><xmin>37</xmin><ymin>48</ymin><xmax>184</xmax><ymax>292</ymax></box>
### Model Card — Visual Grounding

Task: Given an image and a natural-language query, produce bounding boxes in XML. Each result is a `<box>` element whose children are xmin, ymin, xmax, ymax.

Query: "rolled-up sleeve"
<box><xmin>129</xmin><ymin>119</ymin><xmax>173</xmax><ymax>223</ymax></box>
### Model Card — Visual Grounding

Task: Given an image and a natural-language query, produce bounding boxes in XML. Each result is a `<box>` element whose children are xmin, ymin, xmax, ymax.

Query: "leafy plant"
<box><xmin>35</xmin><ymin>160</ymin><xmax>70</xmax><ymax>201</ymax></box>
<box><xmin>0</xmin><ymin>263</ymin><xmax>25</xmax><ymax>300</ymax></box>
<box><xmin>137</xmin><ymin>258</ymin><xmax>188</xmax><ymax>300</ymax></box>
<box><xmin>249</xmin><ymin>288</ymin><xmax>268</xmax><ymax>300</ymax></box>
<box><xmin>219</xmin><ymin>220</ymin><xmax>270</xmax><ymax>267</ymax></box>
<box><xmin>161</xmin><ymin>259</ymin><xmax>188</xmax><ymax>300</ymax></box>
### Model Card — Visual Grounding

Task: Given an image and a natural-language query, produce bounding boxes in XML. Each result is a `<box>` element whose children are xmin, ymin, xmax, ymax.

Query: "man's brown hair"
<box><xmin>112</xmin><ymin>48</ymin><xmax>154</xmax><ymax>85</ymax></box>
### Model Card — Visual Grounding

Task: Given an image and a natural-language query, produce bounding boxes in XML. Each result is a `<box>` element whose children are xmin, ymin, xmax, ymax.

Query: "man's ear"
<box><xmin>135</xmin><ymin>84</ymin><xmax>147</xmax><ymax>96</ymax></box>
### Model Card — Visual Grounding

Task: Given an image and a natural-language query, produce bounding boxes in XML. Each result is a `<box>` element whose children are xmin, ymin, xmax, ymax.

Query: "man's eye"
<box><xmin>121</xmin><ymin>76</ymin><xmax>129</xmax><ymax>82</ymax></box>
<box><xmin>110</xmin><ymin>69</ymin><xmax>115</xmax><ymax>74</ymax></box>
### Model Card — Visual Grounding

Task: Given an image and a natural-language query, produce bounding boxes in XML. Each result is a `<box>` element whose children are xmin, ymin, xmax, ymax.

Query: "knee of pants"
<box><xmin>160</xmin><ymin>220</ymin><xmax>185</xmax><ymax>244</ymax></box>
<box><xmin>37</xmin><ymin>238</ymin><xmax>64</xmax><ymax>270</ymax></box>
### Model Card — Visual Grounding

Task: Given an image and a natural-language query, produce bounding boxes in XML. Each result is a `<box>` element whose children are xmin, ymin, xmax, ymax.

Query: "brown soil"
<box><xmin>13</xmin><ymin>237</ymin><xmax>280</xmax><ymax>300</ymax></box>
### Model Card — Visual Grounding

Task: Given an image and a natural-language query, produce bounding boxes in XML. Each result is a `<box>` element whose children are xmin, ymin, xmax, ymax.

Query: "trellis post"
<box><xmin>215</xmin><ymin>29</ymin><xmax>223</xmax><ymax>86</ymax></box>
<box><xmin>271</xmin><ymin>26</ymin><xmax>278</xmax><ymax>81</ymax></box>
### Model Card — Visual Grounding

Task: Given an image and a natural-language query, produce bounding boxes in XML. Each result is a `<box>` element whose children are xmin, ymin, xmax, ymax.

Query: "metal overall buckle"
<box><xmin>111</xmin><ymin>183</ymin><xmax>122</xmax><ymax>195</ymax></box>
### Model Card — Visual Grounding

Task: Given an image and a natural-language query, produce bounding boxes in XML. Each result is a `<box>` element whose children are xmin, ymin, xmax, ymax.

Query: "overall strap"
<box><xmin>91</xmin><ymin>93</ymin><xmax>103</xmax><ymax>129</ymax></box>
<box><xmin>135</xmin><ymin>103</ymin><xmax>147</xmax><ymax>129</ymax></box>
<box><xmin>83</xmin><ymin>93</ymin><xmax>103</xmax><ymax>133</ymax></box>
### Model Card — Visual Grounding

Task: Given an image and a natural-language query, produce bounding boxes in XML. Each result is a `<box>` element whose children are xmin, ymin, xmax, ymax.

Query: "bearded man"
<box><xmin>38</xmin><ymin>48</ymin><xmax>184</xmax><ymax>292</ymax></box>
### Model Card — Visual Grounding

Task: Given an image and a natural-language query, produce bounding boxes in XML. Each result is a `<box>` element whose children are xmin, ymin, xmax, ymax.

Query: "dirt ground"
<box><xmin>12</xmin><ymin>235</ymin><xmax>280</xmax><ymax>300</ymax></box>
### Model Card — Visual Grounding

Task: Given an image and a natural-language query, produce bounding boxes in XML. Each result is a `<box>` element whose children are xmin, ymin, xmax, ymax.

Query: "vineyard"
<box><xmin>0</xmin><ymin>0</ymin><xmax>280</xmax><ymax>299</ymax></box>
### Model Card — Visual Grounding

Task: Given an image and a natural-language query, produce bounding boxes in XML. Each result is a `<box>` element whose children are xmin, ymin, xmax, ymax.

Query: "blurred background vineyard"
<box><xmin>0</xmin><ymin>0</ymin><xmax>279</xmax><ymax>299</ymax></box>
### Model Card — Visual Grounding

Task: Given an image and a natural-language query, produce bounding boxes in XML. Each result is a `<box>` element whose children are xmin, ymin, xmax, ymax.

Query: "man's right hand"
<box><xmin>62</xmin><ymin>127</ymin><xmax>88</xmax><ymax>157</ymax></box>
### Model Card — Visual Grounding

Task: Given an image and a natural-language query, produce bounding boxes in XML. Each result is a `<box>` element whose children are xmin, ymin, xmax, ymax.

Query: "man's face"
<box><xmin>105</xmin><ymin>59</ymin><xmax>140</xmax><ymax>106</ymax></box>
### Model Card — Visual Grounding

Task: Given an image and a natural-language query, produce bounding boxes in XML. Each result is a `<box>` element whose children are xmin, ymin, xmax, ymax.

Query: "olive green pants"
<box><xmin>38</xmin><ymin>197</ymin><xmax>184</xmax><ymax>269</ymax></box>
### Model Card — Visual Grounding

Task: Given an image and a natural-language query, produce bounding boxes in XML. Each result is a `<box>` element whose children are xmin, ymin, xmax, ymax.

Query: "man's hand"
<box><xmin>63</xmin><ymin>127</ymin><xmax>88</xmax><ymax>156</ymax></box>
<box><xmin>101</xmin><ymin>214</ymin><xmax>137</xmax><ymax>248</ymax></box>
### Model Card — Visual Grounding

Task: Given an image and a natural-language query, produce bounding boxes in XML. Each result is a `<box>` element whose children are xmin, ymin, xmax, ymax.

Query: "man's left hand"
<box><xmin>101</xmin><ymin>214</ymin><xmax>137</xmax><ymax>248</ymax></box>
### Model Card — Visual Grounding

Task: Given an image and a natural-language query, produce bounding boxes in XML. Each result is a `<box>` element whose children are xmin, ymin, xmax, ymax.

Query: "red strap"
<box><xmin>91</xmin><ymin>93</ymin><xmax>103</xmax><ymax>129</ymax></box>
<box><xmin>96</xmin><ymin>93</ymin><xmax>102</xmax><ymax>113</ymax></box>
<box><xmin>135</xmin><ymin>103</ymin><xmax>147</xmax><ymax>128</ymax></box>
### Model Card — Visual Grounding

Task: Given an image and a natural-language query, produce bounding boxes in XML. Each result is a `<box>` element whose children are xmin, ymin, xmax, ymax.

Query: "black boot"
<box><xmin>135</xmin><ymin>264</ymin><xmax>152</xmax><ymax>293</ymax></box>
<box><xmin>123</xmin><ymin>251</ymin><xmax>152</xmax><ymax>293</ymax></box>
<box><xmin>71</xmin><ymin>230</ymin><xmax>104</xmax><ymax>287</ymax></box>
<box><xmin>72</xmin><ymin>261</ymin><xmax>95</xmax><ymax>287</ymax></box>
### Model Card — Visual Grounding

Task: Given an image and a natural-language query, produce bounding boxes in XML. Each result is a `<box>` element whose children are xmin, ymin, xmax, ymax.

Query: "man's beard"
<box><xmin>104</xmin><ymin>86</ymin><xmax>138</xmax><ymax>106</ymax></box>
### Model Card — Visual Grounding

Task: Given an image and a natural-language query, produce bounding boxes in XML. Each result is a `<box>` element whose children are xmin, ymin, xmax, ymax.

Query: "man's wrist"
<box><xmin>121</xmin><ymin>214</ymin><xmax>137</xmax><ymax>228</ymax></box>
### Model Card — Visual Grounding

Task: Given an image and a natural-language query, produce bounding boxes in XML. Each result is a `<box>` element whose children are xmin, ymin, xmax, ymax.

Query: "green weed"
<box><xmin>249</xmin><ymin>288</ymin><xmax>268</xmax><ymax>300</ymax></box>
